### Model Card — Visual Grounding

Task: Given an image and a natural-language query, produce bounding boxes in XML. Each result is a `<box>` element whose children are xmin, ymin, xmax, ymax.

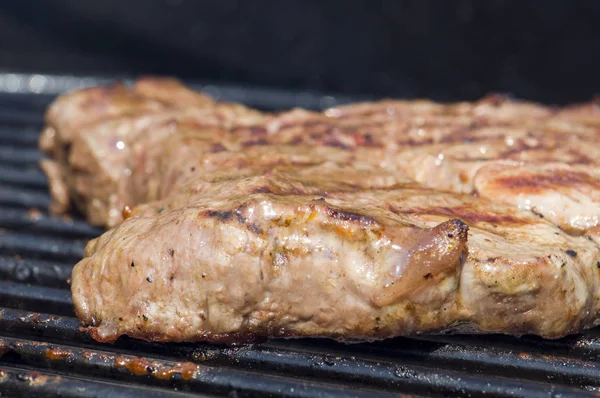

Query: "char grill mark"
<box><xmin>494</xmin><ymin>169</ymin><xmax>600</xmax><ymax>191</ymax></box>
<box><xmin>391</xmin><ymin>205</ymin><xmax>529</xmax><ymax>226</ymax></box>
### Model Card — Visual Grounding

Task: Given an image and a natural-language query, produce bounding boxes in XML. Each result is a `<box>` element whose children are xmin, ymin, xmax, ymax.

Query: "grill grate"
<box><xmin>1</xmin><ymin>77</ymin><xmax>600</xmax><ymax>397</ymax></box>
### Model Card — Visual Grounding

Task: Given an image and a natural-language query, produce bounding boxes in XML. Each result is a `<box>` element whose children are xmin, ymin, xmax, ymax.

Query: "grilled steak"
<box><xmin>40</xmin><ymin>80</ymin><xmax>600</xmax><ymax>342</ymax></box>
<box><xmin>73</xmin><ymin>164</ymin><xmax>600</xmax><ymax>342</ymax></box>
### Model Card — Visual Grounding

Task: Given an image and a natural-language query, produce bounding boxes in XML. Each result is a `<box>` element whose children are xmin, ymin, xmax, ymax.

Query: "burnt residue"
<box><xmin>249</xmin><ymin>223</ymin><xmax>264</xmax><ymax>235</ymax></box>
<box><xmin>0</xmin><ymin>340</ymin><xmax>9</xmax><ymax>358</ymax></box>
<box><xmin>362</xmin><ymin>132</ymin><xmax>374</xmax><ymax>145</ymax></box>
<box><xmin>81</xmin><ymin>351</ymin><xmax>114</xmax><ymax>362</ymax></box>
<box><xmin>17</xmin><ymin>312</ymin><xmax>52</xmax><ymax>325</ymax></box>
<box><xmin>565</xmin><ymin>250</ymin><xmax>578</xmax><ymax>257</ymax></box>
<box><xmin>451</xmin><ymin>219</ymin><xmax>470</xmax><ymax>237</ymax></box>
<box><xmin>234</xmin><ymin>207</ymin><xmax>247</xmax><ymax>224</ymax></box>
<box><xmin>325</xmin><ymin>207</ymin><xmax>376</xmax><ymax>226</ymax></box>
<box><xmin>114</xmin><ymin>356</ymin><xmax>199</xmax><ymax>381</ymax></box>
<box><xmin>206</xmin><ymin>210</ymin><xmax>233</xmax><ymax>221</ymax></box>
<box><xmin>1</xmin><ymin>332</ymin><xmax>205</xmax><ymax>384</ymax></box>
<box><xmin>114</xmin><ymin>356</ymin><xmax>153</xmax><ymax>376</ymax></box>
<box><xmin>15</xmin><ymin>371</ymin><xmax>50</xmax><ymax>386</ymax></box>
<box><xmin>251</xmin><ymin>186</ymin><xmax>273</xmax><ymax>194</ymax></box>
<box><xmin>45</xmin><ymin>347</ymin><xmax>73</xmax><ymax>360</ymax></box>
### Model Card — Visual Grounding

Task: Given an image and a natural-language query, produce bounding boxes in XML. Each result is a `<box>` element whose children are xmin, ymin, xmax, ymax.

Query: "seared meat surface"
<box><xmin>40</xmin><ymin>79</ymin><xmax>600</xmax><ymax>342</ymax></box>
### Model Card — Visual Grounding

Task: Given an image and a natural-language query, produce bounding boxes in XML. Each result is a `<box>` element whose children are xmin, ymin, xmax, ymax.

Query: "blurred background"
<box><xmin>0</xmin><ymin>0</ymin><xmax>598</xmax><ymax>104</ymax></box>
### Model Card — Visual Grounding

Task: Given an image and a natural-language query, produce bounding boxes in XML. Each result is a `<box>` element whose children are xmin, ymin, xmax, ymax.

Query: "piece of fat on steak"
<box><xmin>72</xmin><ymin>169</ymin><xmax>600</xmax><ymax>343</ymax></box>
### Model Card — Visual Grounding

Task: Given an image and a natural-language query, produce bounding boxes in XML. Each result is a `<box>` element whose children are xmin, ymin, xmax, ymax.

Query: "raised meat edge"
<box><xmin>73</xmin><ymin>195</ymin><xmax>469</xmax><ymax>343</ymax></box>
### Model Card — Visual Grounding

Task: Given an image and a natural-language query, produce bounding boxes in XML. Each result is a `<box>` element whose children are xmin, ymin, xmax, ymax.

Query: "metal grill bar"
<box><xmin>0</xmin><ymin>282</ymin><xmax>73</xmax><ymax>316</ymax></box>
<box><xmin>0</xmin><ymin>146</ymin><xmax>42</xmax><ymax>166</ymax></box>
<box><xmin>0</xmin><ymin>185</ymin><xmax>52</xmax><ymax>209</ymax></box>
<box><xmin>0</xmin><ymin>166</ymin><xmax>48</xmax><ymax>188</ymax></box>
<box><xmin>1</xmin><ymin>335</ymin><xmax>397</xmax><ymax>398</ymax></box>
<box><xmin>0</xmin><ymin>256</ymin><xmax>72</xmax><ymax>288</ymax></box>
<box><xmin>0</xmin><ymin>128</ymin><xmax>40</xmax><ymax>146</ymax></box>
<box><xmin>0</xmin><ymin>365</ymin><xmax>204</xmax><ymax>398</ymax></box>
<box><xmin>0</xmin><ymin>208</ymin><xmax>101</xmax><ymax>238</ymax></box>
<box><xmin>1</xmin><ymin>78</ymin><xmax>600</xmax><ymax>397</ymax></box>
<box><xmin>2</xmin><ymin>307</ymin><xmax>598</xmax><ymax>397</ymax></box>
<box><xmin>0</xmin><ymin>232</ymin><xmax>86</xmax><ymax>262</ymax></box>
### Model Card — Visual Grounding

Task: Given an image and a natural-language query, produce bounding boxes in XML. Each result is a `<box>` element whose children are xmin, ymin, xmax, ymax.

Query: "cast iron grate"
<box><xmin>0</xmin><ymin>75</ymin><xmax>599</xmax><ymax>397</ymax></box>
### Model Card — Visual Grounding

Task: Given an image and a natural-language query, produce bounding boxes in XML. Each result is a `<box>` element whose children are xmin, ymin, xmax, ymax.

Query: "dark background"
<box><xmin>0</xmin><ymin>0</ymin><xmax>598</xmax><ymax>104</ymax></box>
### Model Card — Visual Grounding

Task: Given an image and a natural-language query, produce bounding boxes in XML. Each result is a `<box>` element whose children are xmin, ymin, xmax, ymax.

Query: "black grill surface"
<box><xmin>1</xmin><ymin>75</ymin><xmax>600</xmax><ymax>398</ymax></box>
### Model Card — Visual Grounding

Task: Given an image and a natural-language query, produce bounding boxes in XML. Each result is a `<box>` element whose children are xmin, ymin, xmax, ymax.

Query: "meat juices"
<box><xmin>41</xmin><ymin>79</ymin><xmax>600</xmax><ymax>342</ymax></box>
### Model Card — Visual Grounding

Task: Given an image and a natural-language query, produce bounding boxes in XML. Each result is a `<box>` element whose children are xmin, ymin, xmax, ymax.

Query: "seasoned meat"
<box><xmin>73</xmin><ymin>166</ymin><xmax>600</xmax><ymax>343</ymax></box>
<box><xmin>39</xmin><ymin>80</ymin><xmax>600</xmax><ymax>342</ymax></box>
